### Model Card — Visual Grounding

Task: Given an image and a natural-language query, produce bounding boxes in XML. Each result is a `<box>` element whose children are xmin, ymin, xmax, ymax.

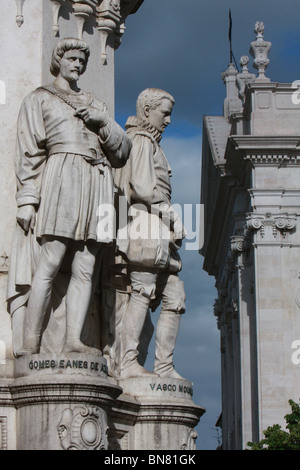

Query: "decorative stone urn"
<box><xmin>249</xmin><ymin>21</ymin><xmax>271</xmax><ymax>81</ymax></box>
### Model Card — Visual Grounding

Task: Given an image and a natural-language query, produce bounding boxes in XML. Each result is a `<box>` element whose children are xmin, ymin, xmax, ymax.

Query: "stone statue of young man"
<box><xmin>7</xmin><ymin>38</ymin><xmax>131</xmax><ymax>357</ymax></box>
<box><xmin>115</xmin><ymin>88</ymin><xmax>186</xmax><ymax>379</ymax></box>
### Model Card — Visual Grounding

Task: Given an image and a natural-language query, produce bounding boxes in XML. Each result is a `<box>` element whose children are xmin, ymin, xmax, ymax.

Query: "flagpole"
<box><xmin>228</xmin><ymin>9</ymin><xmax>239</xmax><ymax>71</ymax></box>
<box><xmin>229</xmin><ymin>9</ymin><xmax>233</xmax><ymax>63</ymax></box>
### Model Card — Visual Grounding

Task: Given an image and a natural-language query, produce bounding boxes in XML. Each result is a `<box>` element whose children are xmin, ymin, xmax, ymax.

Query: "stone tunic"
<box><xmin>114</xmin><ymin>116</ymin><xmax>172</xmax><ymax>208</ymax></box>
<box><xmin>115</xmin><ymin>116</ymin><xmax>185</xmax><ymax>271</ymax></box>
<box><xmin>7</xmin><ymin>85</ymin><xmax>131</xmax><ymax>315</ymax></box>
<box><xmin>15</xmin><ymin>86</ymin><xmax>131</xmax><ymax>242</ymax></box>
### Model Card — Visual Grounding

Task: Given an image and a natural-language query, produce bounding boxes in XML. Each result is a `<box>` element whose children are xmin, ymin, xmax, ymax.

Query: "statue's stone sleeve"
<box><xmin>99</xmin><ymin>118</ymin><xmax>132</xmax><ymax>169</ymax></box>
<box><xmin>15</xmin><ymin>92</ymin><xmax>47</xmax><ymax>208</ymax></box>
<box><xmin>128</xmin><ymin>133</ymin><xmax>170</xmax><ymax>207</ymax></box>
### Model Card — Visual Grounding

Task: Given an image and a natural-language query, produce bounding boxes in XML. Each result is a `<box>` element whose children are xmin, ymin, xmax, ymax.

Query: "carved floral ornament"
<box><xmin>15</xmin><ymin>0</ymin><xmax>124</xmax><ymax>65</ymax></box>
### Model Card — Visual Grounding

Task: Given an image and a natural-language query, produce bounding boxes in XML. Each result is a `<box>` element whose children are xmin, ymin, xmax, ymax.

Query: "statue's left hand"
<box><xmin>74</xmin><ymin>106</ymin><xmax>108</xmax><ymax>127</ymax></box>
<box><xmin>16</xmin><ymin>205</ymin><xmax>36</xmax><ymax>232</ymax></box>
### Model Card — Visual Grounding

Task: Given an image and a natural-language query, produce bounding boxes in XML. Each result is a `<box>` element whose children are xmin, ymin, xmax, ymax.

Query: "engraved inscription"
<box><xmin>27</xmin><ymin>358</ymin><xmax>108</xmax><ymax>374</ymax></box>
<box><xmin>149</xmin><ymin>382</ymin><xmax>193</xmax><ymax>397</ymax></box>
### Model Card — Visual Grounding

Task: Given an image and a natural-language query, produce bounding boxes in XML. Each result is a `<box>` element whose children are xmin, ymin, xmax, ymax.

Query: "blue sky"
<box><xmin>113</xmin><ymin>0</ymin><xmax>300</xmax><ymax>450</ymax></box>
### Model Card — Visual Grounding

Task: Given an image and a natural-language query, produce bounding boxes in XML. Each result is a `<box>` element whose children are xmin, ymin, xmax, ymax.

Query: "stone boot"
<box><xmin>15</xmin><ymin>334</ymin><xmax>40</xmax><ymax>357</ymax></box>
<box><xmin>153</xmin><ymin>312</ymin><xmax>185</xmax><ymax>380</ymax></box>
<box><xmin>120</xmin><ymin>361</ymin><xmax>157</xmax><ymax>379</ymax></box>
<box><xmin>120</xmin><ymin>294</ymin><xmax>155</xmax><ymax>379</ymax></box>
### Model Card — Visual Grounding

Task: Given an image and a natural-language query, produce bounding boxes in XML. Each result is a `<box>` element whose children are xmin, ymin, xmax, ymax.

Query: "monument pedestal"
<box><xmin>110</xmin><ymin>377</ymin><xmax>205</xmax><ymax>450</ymax></box>
<box><xmin>11</xmin><ymin>354</ymin><xmax>122</xmax><ymax>450</ymax></box>
<box><xmin>1</xmin><ymin>358</ymin><xmax>205</xmax><ymax>450</ymax></box>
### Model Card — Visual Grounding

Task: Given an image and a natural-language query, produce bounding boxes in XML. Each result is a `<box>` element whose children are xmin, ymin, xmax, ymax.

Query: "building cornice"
<box><xmin>229</xmin><ymin>135</ymin><xmax>300</xmax><ymax>151</ymax></box>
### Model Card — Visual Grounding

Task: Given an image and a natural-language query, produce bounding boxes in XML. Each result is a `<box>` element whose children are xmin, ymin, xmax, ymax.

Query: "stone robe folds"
<box><xmin>7</xmin><ymin>86</ymin><xmax>131</xmax><ymax>317</ymax></box>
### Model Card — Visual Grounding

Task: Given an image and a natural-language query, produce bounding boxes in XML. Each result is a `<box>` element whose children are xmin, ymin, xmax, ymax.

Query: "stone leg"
<box><xmin>16</xmin><ymin>237</ymin><xmax>68</xmax><ymax>356</ymax></box>
<box><xmin>153</xmin><ymin>273</ymin><xmax>186</xmax><ymax>379</ymax></box>
<box><xmin>120</xmin><ymin>269</ymin><xmax>158</xmax><ymax>378</ymax></box>
<box><xmin>63</xmin><ymin>241</ymin><xmax>101</xmax><ymax>355</ymax></box>
<box><xmin>11</xmin><ymin>306</ymin><xmax>26</xmax><ymax>357</ymax></box>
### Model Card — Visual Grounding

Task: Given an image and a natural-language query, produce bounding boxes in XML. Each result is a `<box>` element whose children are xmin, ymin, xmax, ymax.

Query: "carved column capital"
<box><xmin>246</xmin><ymin>212</ymin><xmax>296</xmax><ymax>240</ymax></box>
<box><xmin>230</xmin><ymin>235</ymin><xmax>246</xmax><ymax>254</ymax></box>
<box><xmin>229</xmin><ymin>230</ymin><xmax>252</xmax><ymax>270</ymax></box>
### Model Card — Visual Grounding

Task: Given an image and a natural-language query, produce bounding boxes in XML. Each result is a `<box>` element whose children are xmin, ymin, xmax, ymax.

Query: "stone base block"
<box><xmin>11</xmin><ymin>353</ymin><xmax>122</xmax><ymax>450</ymax></box>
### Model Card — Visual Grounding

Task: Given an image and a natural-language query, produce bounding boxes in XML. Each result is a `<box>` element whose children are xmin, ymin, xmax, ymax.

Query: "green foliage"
<box><xmin>247</xmin><ymin>399</ymin><xmax>300</xmax><ymax>450</ymax></box>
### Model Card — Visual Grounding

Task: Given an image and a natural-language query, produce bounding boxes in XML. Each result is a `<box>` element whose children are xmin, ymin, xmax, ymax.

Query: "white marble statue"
<box><xmin>115</xmin><ymin>88</ymin><xmax>186</xmax><ymax>379</ymax></box>
<box><xmin>7</xmin><ymin>38</ymin><xmax>131</xmax><ymax>357</ymax></box>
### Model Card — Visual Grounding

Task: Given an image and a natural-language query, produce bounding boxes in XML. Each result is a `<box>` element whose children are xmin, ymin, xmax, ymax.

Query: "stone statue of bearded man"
<box><xmin>7</xmin><ymin>38</ymin><xmax>131</xmax><ymax>357</ymax></box>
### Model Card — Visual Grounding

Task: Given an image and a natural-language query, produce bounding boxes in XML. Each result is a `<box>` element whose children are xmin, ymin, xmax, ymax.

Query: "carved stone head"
<box><xmin>50</xmin><ymin>37</ymin><xmax>90</xmax><ymax>77</ymax></box>
<box><xmin>136</xmin><ymin>88</ymin><xmax>175</xmax><ymax>134</ymax></box>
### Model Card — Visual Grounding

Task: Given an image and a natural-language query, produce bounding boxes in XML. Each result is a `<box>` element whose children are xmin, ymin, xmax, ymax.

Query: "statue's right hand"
<box><xmin>16</xmin><ymin>205</ymin><xmax>36</xmax><ymax>232</ymax></box>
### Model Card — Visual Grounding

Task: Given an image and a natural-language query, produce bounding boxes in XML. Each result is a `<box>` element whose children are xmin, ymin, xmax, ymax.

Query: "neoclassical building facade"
<box><xmin>201</xmin><ymin>22</ymin><xmax>300</xmax><ymax>449</ymax></box>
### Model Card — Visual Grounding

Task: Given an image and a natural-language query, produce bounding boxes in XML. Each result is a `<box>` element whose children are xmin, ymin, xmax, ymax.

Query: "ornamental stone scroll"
<box><xmin>246</xmin><ymin>213</ymin><xmax>296</xmax><ymax>240</ymax></box>
<box><xmin>57</xmin><ymin>406</ymin><xmax>108</xmax><ymax>450</ymax></box>
<box><xmin>230</xmin><ymin>235</ymin><xmax>246</xmax><ymax>254</ymax></box>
